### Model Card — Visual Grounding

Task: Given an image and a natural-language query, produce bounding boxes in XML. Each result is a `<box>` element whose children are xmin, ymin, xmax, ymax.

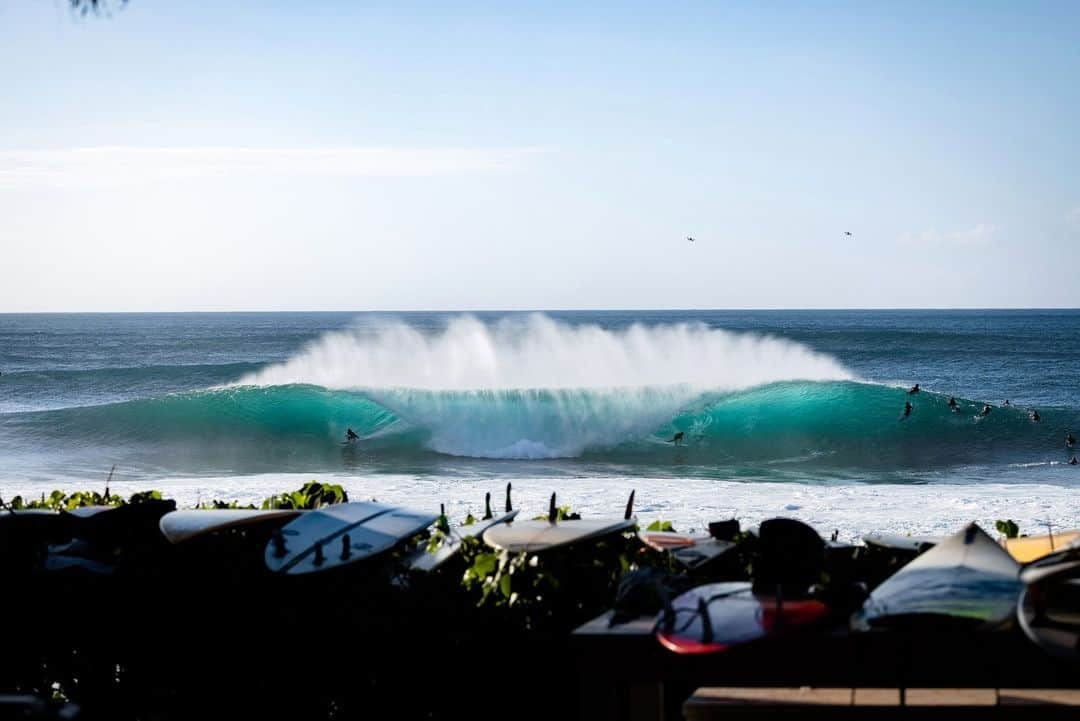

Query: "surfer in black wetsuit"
<box><xmin>907</xmin><ymin>383</ymin><xmax>920</xmax><ymax>395</ymax></box>
<box><xmin>902</xmin><ymin>401</ymin><xmax>913</xmax><ymax>419</ymax></box>
<box><xmin>1029</xmin><ymin>409</ymin><xmax>1040</xmax><ymax>423</ymax></box>
<box><xmin>1070</xmin><ymin>456</ymin><xmax>1079</xmax><ymax>466</ymax></box>
<box><xmin>1067</xmin><ymin>432</ymin><xmax>1076</xmax><ymax>449</ymax></box>
<box><xmin>668</xmin><ymin>431</ymin><xmax>685</xmax><ymax>446</ymax></box>
<box><xmin>345</xmin><ymin>428</ymin><xmax>359</xmax><ymax>443</ymax></box>
<box><xmin>948</xmin><ymin>396</ymin><xmax>958</xmax><ymax>411</ymax></box>
<box><xmin>979</xmin><ymin>404</ymin><xmax>993</xmax><ymax>418</ymax></box>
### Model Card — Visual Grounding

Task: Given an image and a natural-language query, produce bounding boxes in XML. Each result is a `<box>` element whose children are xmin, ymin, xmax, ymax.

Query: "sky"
<box><xmin>1</xmin><ymin>0</ymin><xmax>1079</xmax><ymax>311</ymax></box>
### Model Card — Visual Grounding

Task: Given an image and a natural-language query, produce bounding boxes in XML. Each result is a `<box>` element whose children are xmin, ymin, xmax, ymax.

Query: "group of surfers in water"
<box><xmin>902</xmin><ymin>383</ymin><xmax>1077</xmax><ymax>464</ymax></box>
<box><xmin>341</xmin><ymin>387</ymin><xmax>1079</xmax><ymax>465</ymax></box>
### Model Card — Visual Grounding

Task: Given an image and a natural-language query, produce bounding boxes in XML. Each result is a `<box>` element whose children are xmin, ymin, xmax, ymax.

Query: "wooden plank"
<box><xmin>998</xmin><ymin>688</ymin><xmax>1080</xmax><ymax>706</ymax></box>
<box><xmin>904</xmin><ymin>688</ymin><xmax>997</xmax><ymax>706</ymax></box>
<box><xmin>853</xmin><ymin>688</ymin><xmax>900</xmax><ymax>706</ymax></box>
<box><xmin>685</xmin><ymin>687</ymin><xmax>853</xmax><ymax>706</ymax></box>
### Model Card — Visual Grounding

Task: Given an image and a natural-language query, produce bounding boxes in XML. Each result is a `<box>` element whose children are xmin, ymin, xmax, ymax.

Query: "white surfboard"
<box><xmin>411</xmin><ymin>510</ymin><xmax>520</xmax><ymax>572</ymax></box>
<box><xmin>266</xmin><ymin>502</ymin><xmax>439</xmax><ymax>575</ymax></box>
<box><xmin>159</xmin><ymin>509</ymin><xmax>302</xmax><ymax>544</ymax></box>
<box><xmin>482</xmin><ymin>491</ymin><xmax>637</xmax><ymax>553</ymax></box>
<box><xmin>264</xmin><ymin>501</ymin><xmax>392</xmax><ymax>573</ymax></box>
<box><xmin>411</xmin><ymin>485</ymin><xmax>520</xmax><ymax>571</ymax></box>
<box><xmin>852</xmin><ymin>523</ymin><xmax>1021</xmax><ymax>630</ymax></box>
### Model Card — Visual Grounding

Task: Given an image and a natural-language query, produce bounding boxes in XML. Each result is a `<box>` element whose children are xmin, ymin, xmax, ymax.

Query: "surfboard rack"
<box><xmin>549</xmin><ymin>493</ymin><xmax>558</xmax><ymax>525</ymax></box>
<box><xmin>483</xmin><ymin>493</ymin><xmax>492</xmax><ymax>521</ymax></box>
<box><xmin>624</xmin><ymin>490</ymin><xmax>635</xmax><ymax>521</ymax></box>
<box><xmin>505</xmin><ymin>483</ymin><xmax>513</xmax><ymax>513</ymax></box>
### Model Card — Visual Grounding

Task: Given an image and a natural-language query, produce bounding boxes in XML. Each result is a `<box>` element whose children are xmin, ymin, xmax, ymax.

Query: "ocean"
<box><xmin>1</xmin><ymin>310</ymin><xmax>1078</xmax><ymax>540</ymax></box>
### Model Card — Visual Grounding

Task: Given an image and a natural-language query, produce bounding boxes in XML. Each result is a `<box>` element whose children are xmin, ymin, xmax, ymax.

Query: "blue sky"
<box><xmin>2</xmin><ymin>1</ymin><xmax>1079</xmax><ymax>310</ymax></box>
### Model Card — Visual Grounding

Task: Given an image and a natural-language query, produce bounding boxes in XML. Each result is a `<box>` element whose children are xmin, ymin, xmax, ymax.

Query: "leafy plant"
<box><xmin>995</xmin><ymin>519</ymin><xmax>1020</xmax><ymax>539</ymax></box>
<box><xmin>531</xmin><ymin>505</ymin><xmax>581</xmax><ymax>521</ymax></box>
<box><xmin>198</xmin><ymin>499</ymin><xmax>256</xmax><ymax>510</ymax></box>
<box><xmin>260</xmin><ymin>481</ymin><xmax>348</xmax><ymax>510</ymax></box>
<box><xmin>128</xmin><ymin>490</ymin><xmax>164</xmax><ymax>504</ymax></box>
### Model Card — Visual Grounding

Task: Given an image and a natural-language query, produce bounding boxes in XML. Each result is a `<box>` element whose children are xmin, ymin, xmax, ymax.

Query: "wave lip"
<box><xmin>238</xmin><ymin>313</ymin><xmax>856</xmax><ymax>391</ymax></box>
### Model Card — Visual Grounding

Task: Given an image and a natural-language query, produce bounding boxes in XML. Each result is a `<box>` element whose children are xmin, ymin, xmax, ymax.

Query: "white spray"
<box><xmin>239</xmin><ymin>314</ymin><xmax>855</xmax><ymax>458</ymax></box>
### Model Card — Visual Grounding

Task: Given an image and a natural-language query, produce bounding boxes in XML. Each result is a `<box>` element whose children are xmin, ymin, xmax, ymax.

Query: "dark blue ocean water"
<box><xmin>1</xmin><ymin>310</ymin><xmax>1078</xmax><ymax>489</ymax></box>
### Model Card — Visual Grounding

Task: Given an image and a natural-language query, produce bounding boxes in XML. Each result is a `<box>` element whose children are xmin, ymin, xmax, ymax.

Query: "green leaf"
<box><xmin>645</xmin><ymin>519</ymin><xmax>676</xmax><ymax>532</ymax></box>
<box><xmin>995</xmin><ymin>519</ymin><xmax>1019</xmax><ymax>539</ymax></box>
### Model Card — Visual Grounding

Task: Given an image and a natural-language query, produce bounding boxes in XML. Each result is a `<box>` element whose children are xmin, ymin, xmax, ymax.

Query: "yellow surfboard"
<box><xmin>1001</xmin><ymin>530</ymin><xmax>1080</xmax><ymax>562</ymax></box>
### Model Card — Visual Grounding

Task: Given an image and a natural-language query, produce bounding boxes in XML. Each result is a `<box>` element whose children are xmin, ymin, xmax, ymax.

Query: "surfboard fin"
<box><xmin>483</xmin><ymin>492</ymin><xmax>493</xmax><ymax>520</ymax></box>
<box><xmin>505</xmin><ymin>483</ymin><xmax>513</xmax><ymax>513</ymax></box>
<box><xmin>549</xmin><ymin>493</ymin><xmax>557</xmax><ymax>525</ymax></box>
<box><xmin>624</xmin><ymin>490</ymin><xmax>635</xmax><ymax>520</ymax></box>
<box><xmin>271</xmin><ymin>529</ymin><xmax>287</xmax><ymax>558</ymax></box>
<box><xmin>698</xmin><ymin>596</ymin><xmax>713</xmax><ymax>643</ymax></box>
<box><xmin>104</xmin><ymin>464</ymin><xmax>115</xmax><ymax>500</ymax></box>
<box><xmin>313</xmin><ymin>540</ymin><xmax>325</xmax><ymax>567</ymax></box>
<box><xmin>340</xmin><ymin>534</ymin><xmax>351</xmax><ymax>561</ymax></box>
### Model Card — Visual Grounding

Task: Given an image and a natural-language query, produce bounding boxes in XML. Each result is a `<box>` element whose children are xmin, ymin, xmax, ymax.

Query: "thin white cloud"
<box><xmin>0</xmin><ymin>146</ymin><xmax>543</xmax><ymax>188</ymax></box>
<box><xmin>899</xmin><ymin>223</ymin><xmax>997</xmax><ymax>248</ymax></box>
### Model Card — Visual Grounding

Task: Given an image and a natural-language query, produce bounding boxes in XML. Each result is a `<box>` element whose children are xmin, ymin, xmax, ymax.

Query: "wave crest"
<box><xmin>239</xmin><ymin>314</ymin><xmax>855</xmax><ymax>391</ymax></box>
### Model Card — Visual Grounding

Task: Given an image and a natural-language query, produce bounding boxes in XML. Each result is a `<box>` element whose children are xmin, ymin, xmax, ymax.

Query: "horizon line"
<box><xmin>2</xmin><ymin>306</ymin><xmax>1080</xmax><ymax>315</ymax></box>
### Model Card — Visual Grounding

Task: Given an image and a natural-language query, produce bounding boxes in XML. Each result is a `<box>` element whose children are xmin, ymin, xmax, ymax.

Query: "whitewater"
<box><xmin>2</xmin><ymin>310</ymin><xmax>1078</xmax><ymax>535</ymax></box>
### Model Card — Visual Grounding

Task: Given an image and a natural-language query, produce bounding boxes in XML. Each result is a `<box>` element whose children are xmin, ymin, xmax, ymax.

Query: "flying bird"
<box><xmin>844</xmin><ymin>231</ymin><xmax>853</xmax><ymax>237</ymax></box>
<box><xmin>686</xmin><ymin>236</ymin><xmax>695</xmax><ymax>242</ymax></box>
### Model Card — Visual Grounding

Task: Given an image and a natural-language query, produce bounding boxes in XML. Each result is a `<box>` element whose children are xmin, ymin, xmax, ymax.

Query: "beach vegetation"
<box><xmin>260</xmin><ymin>481</ymin><xmax>348</xmax><ymax>510</ymax></box>
<box><xmin>995</xmin><ymin>519</ymin><xmax>1020</xmax><ymax>539</ymax></box>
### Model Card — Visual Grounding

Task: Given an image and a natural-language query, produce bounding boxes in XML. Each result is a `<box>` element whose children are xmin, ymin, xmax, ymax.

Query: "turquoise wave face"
<box><xmin>1</xmin><ymin>381</ymin><xmax>1069</xmax><ymax>472</ymax></box>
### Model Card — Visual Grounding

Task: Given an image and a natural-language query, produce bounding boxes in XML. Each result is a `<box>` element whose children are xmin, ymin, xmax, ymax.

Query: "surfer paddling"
<box><xmin>902</xmin><ymin>401</ymin><xmax>913</xmax><ymax>419</ymax></box>
<box><xmin>907</xmin><ymin>383</ymin><xmax>920</xmax><ymax>394</ymax></box>
<box><xmin>667</xmin><ymin>431</ymin><xmax>685</xmax><ymax>446</ymax></box>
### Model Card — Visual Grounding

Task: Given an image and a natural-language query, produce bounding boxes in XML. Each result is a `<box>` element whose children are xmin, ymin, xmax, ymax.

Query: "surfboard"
<box><xmin>640</xmin><ymin>531</ymin><xmax>705</xmax><ymax>551</ymax></box>
<box><xmin>1018</xmin><ymin>578</ymin><xmax>1080</xmax><ymax>661</ymax></box>
<box><xmin>159</xmin><ymin>509</ymin><xmax>302</xmax><ymax>544</ymax></box>
<box><xmin>482</xmin><ymin>491</ymin><xmax>636</xmax><ymax>553</ymax></box>
<box><xmin>655</xmin><ymin>582</ymin><xmax>830</xmax><ymax>655</ymax></box>
<box><xmin>863</xmin><ymin>532</ymin><xmax>941</xmax><ymax>554</ymax></box>
<box><xmin>641</xmin><ymin>531</ymin><xmax>737</xmax><ymax>570</ymax></box>
<box><xmin>265</xmin><ymin>502</ymin><xmax>438</xmax><ymax>575</ymax></box>
<box><xmin>62</xmin><ymin>500</ymin><xmax>177</xmax><ymax>545</ymax></box>
<box><xmin>851</xmin><ymin>523</ymin><xmax>1022</xmax><ymax>631</ymax></box>
<box><xmin>410</xmin><ymin>485</ymin><xmax>519</xmax><ymax>572</ymax></box>
<box><xmin>1002</xmin><ymin>529</ymin><xmax>1080</xmax><ymax>563</ymax></box>
<box><xmin>1018</xmin><ymin>541</ymin><xmax>1080</xmax><ymax>586</ymax></box>
<box><xmin>1017</xmin><ymin>546</ymin><xmax>1080</xmax><ymax>659</ymax></box>
<box><xmin>264</xmin><ymin>501</ymin><xmax>391</xmax><ymax>572</ymax></box>
<box><xmin>411</xmin><ymin>510</ymin><xmax>520</xmax><ymax>572</ymax></box>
